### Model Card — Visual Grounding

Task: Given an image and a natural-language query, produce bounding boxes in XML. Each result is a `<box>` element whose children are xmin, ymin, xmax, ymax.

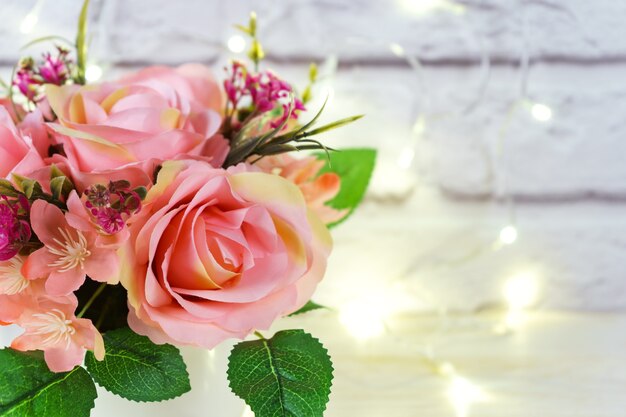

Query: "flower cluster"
<box><xmin>13</xmin><ymin>46</ymin><xmax>72</xmax><ymax>102</ymax></box>
<box><xmin>224</xmin><ymin>61</ymin><xmax>306</xmax><ymax>129</ymax></box>
<box><xmin>0</xmin><ymin>13</ymin><xmax>355</xmax><ymax>375</ymax></box>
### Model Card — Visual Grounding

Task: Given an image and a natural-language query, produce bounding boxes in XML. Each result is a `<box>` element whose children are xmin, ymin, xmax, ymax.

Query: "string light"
<box><xmin>447</xmin><ymin>375</ymin><xmax>487</xmax><ymax>417</ymax></box>
<box><xmin>498</xmin><ymin>225</ymin><xmax>518</xmax><ymax>245</ymax></box>
<box><xmin>530</xmin><ymin>103</ymin><xmax>553</xmax><ymax>122</ymax></box>
<box><xmin>339</xmin><ymin>299</ymin><xmax>387</xmax><ymax>340</ymax></box>
<box><xmin>397</xmin><ymin>0</ymin><xmax>465</xmax><ymax>16</ymax></box>
<box><xmin>503</xmin><ymin>273</ymin><xmax>539</xmax><ymax>310</ymax></box>
<box><xmin>397</xmin><ymin>147</ymin><xmax>416</xmax><ymax>169</ymax></box>
<box><xmin>227</xmin><ymin>35</ymin><xmax>246</xmax><ymax>53</ymax></box>
<box><xmin>85</xmin><ymin>64</ymin><xmax>103</xmax><ymax>82</ymax></box>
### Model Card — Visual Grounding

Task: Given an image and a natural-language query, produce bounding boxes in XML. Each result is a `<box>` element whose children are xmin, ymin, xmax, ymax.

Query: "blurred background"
<box><xmin>2</xmin><ymin>1</ymin><xmax>626</xmax><ymax>416</ymax></box>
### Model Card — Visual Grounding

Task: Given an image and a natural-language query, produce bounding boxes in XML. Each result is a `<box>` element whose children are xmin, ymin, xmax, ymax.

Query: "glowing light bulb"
<box><xmin>447</xmin><ymin>376</ymin><xmax>487</xmax><ymax>417</ymax></box>
<box><xmin>531</xmin><ymin>103</ymin><xmax>552</xmax><ymax>121</ymax></box>
<box><xmin>390</xmin><ymin>42</ymin><xmax>405</xmax><ymax>57</ymax></box>
<box><xmin>503</xmin><ymin>273</ymin><xmax>539</xmax><ymax>310</ymax></box>
<box><xmin>20</xmin><ymin>13</ymin><xmax>39</xmax><ymax>34</ymax></box>
<box><xmin>227</xmin><ymin>35</ymin><xmax>246</xmax><ymax>53</ymax></box>
<box><xmin>398</xmin><ymin>0</ymin><xmax>464</xmax><ymax>15</ymax></box>
<box><xmin>397</xmin><ymin>147</ymin><xmax>415</xmax><ymax>169</ymax></box>
<box><xmin>85</xmin><ymin>64</ymin><xmax>103</xmax><ymax>82</ymax></box>
<box><xmin>438</xmin><ymin>362</ymin><xmax>456</xmax><ymax>377</ymax></box>
<box><xmin>499</xmin><ymin>225</ymin><xmax>518</xmax><ymax>245</ymax></box>
<box><xmin>339</xmin><ymin>301</ymin><xmax>386</xmax><ymax>340</ymax></box>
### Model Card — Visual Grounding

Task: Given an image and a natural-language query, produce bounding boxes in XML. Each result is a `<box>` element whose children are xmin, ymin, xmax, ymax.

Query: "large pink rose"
<box><xmin>0</xmin><ymin>107</ymin><xmax>46</xmax><ymax>178</ymax></box>
<box><xmin>120</xmin><ymin>160</ymin><xmax>332</xmax><ymax>348</ymax></box>
<box><xmin>45</xmin><ymin>64</ymin><xmax>228</xmax><ymax>173</ymax></box>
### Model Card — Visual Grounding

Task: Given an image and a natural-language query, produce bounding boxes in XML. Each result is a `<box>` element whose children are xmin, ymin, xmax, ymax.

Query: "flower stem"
<box><xmin>77</xmin><ymin>282</ymin><xmax>107</xmax><ymax>318</ymax></box>
<box><xmin>254</xmin><ymin>331</ymin><xmax>265</xmax><ymax>340</ymax></box>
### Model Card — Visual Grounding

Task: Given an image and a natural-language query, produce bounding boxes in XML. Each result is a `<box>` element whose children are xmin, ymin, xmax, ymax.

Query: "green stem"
<box><xmin>77</xmin><ymin>282</ymin><xmax>107</xmax><ymax>318</ymax></box>
<box><xmin>254</xmin><ymin>331</ymin><xmax>265</xmax><ymax>340</ymax></box>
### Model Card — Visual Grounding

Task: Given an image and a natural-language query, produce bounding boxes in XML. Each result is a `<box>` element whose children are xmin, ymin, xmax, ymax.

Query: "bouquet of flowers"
<box><xmin>0</xmin><ymin>2</ymin><xmax>375</xmax><ymax>417</ymax></box>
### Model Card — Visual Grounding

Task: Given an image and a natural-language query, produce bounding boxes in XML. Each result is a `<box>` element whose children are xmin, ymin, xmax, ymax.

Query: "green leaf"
<box><xmin>305</xmin><ymin>114</ymin><xmax>364</xmax><ymax>137</ymax></box>
<box><xmin>0</xmin><ymin>349</ymin><xmax>97</xmax><ymax>417</ymax></box>
<box><xmin>49</xmin><ymin>164</ymin><xmax>66</xmax><ymax>179</ymax></box>
<box><xmin>75</xmin><ymin>0</ymin><xmax>90</xmax><ymax>84</ymax></box>
<box><xmin>228</xmin><ymin>329</ymin><xmax>333</xmax><ymax>417</ymax></box>
<box><xmin>234</xmin><ymin>24</ymin><xmax>251</xmax><ymax>35</ymax></box>
<box><xmin>50</xmin><ymin>176</ymin><xmax>74</xmax><ymax>200</ymax></box>
<box><xmin>0</xmin><ymin>180</ymin><xmax>18</xmax><ymax>197</ymax></box>
<box><xmin>316</xmin><ymin>148</ymin><xmax>377</xmax><ymax>227</ymax></box>
<box><xmin>85</xmin><ymin>327</ymin><xmax>190</xmax><ymax>402</ymax></box>
<box><xmin>12</xmin><ymin>175</ymin><xmax>43</xmax><ymax>199</ymax></box>
<box><xmin>288</xmin><ymin>300</ymin><xmax>327</xmax><ymax>317</ymax></box>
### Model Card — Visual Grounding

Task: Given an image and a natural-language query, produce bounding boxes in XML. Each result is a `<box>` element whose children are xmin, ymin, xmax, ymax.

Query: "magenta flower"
<box><xmin>13</xmin><ymin>68</ymin><xmax>39</xmax><ymax>102</ymax></box>
<box><xmin>39</xmin><ymin>50</ymin><xmax>70</xmax><ymax>85</ymax></box>
<box><xmin>223</xmin><ymin>61</ymin><xmax>305</xmax><ymax>128</ymax></box>
<box><xmin>0</xmin><ymin>196</ymin><xmax>32</xmax><ymax>261</ymax></box>
<box><xmin>12</xmin><ymin>47</ymin><xmax>72</xmax><ymax>103</ymax></box>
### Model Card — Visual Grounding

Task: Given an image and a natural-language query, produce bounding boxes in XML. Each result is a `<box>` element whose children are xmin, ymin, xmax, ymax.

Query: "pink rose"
<box><xmin>120</xmin><ymin>160</ymin><xmax>332</xmax><ymax>348</ymax></box>
<box><xmin>0</xmin><ymin>107</ymin><xmax>46</xmax><ymax>178</ymax></box>
<box><xmin>45</xmin><ymin>64</ymin><xmax>228</xmax><ymax>173</ymax></box>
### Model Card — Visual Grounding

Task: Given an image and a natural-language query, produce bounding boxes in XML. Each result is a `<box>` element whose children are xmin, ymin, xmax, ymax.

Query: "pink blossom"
<box><xmin>255</xmin><ymin>154</ymin><xmax>348</xmax><ymax>224</ymax></box>
<box><xmin>23</xmin><ymin>196</ymin><xmax>120</xmax><ymax>296</ymax></box>
<box><xmin>11</xmin><ymin>294</ymin><xmax>104</xmax><ymax>372</ymax></box>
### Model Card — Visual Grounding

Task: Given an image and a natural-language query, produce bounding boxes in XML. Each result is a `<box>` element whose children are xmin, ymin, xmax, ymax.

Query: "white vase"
<box><xmin>92</xmin><ymin>342</ymin><xmax>247</xmax><ymax>417</ymax></box>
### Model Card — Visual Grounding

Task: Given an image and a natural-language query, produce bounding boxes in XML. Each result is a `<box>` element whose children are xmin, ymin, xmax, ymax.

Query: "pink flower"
<box><xmin>0</xmin><ymin>107</ymin><xmax>46</xmax><ymax>178</ymax></box>
<box><xmin>23</xmin><ymin>194</ymin><xmax>120</xmax><ymax>296</ymax></box>
<box><xmin>11</xmin><ymin>294</ymin><xmax>104</xmax><ymax>372</ymax></box>
<box><xmin>256</xmin><ymin>154</ymin><xmax>348</xmax><ymax>224</ymax></box>
<box><xmin>45</xmin><ymin>64</ymin><xmax>227</xmax><ymax>173</ymax></box>
<box><xmin>0</xmin><ymin>256</ymin><xmax>46</xmax><ymax>324</ymax></box>
<box><xmin>120</xmin><ymin>160</ymin><xmax>332</xmax><ymax>348</ymax></box>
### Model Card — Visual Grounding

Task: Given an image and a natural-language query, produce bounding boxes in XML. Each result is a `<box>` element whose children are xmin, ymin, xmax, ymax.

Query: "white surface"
<box><xmin>283</xmin><ymin>310</ymin><xmax>626</xmax><ymax>417</ymax></box>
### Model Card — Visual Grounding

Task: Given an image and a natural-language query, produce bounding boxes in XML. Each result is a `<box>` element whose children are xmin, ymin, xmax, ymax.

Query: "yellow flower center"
<box><xmin>0</xmin><ymin>256</ymin><xmax>29</xmax><ymax>295</ymax></box>
<box><xmin>27</xmin><ymin>309</ymin><xmax>76</xmax><ymax>348</ymax></box>
<box><xmin>48</xmin><ymin>228</ymin><xmax>91</xmax><ymax>272</ymax></box>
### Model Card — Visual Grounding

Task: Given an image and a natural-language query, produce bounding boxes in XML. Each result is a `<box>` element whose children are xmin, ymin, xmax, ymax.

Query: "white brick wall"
<box><xmin>1</xmin><ymin>0</ymin><xmax>625</xmax><ymax>310</ymax></box>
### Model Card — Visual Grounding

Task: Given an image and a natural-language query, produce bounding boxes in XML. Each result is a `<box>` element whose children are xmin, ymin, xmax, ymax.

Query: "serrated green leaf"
<box><xmin>228</xmin><ymin>329</ymin><xmax>333</xmax><ymax>417</ymax></box>
<box><xmin>288</xmin><ymin>300</ymin><xmax>327</xmax><ymax>317</ymax></box>
<box><xmin>85</xmin><ymin>327</ymin><xmax>190</xmax><ymax>402</ymax></box>
<box><xmin>0</xmin><ymin>349</ymin><xmax>97</xmax><ymax>417</ymax></box>
<box><xmin>50</xmin><ymin>176</ymin><xmax>74</xmax><ymax>200</ymax></box>
<box><xmin>316</xmin><ymin>148</ymin><xmax>377</xmax><ymax>227</ymax></box>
